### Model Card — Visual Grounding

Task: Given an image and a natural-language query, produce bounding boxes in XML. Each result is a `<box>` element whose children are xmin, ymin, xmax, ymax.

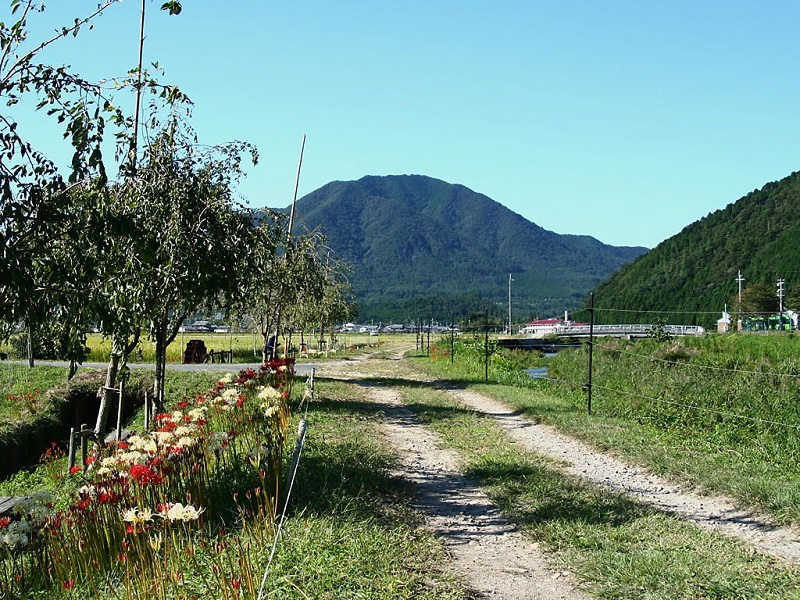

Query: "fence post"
<box><xmin>80</xmin><ymin>423</ymin><xmax>89</xmax><ymax>468</ymax></box>
<box><xmin>450</xmin><ymin>313</ymin><xmax>455</xmax><ymax>364</ymax></box>
<box><xmin>116</xmin><ymin>379</ymin><xmax>124</xmax><ymax>441</ymax></box>
<box><xmin>587</xmin><ymin>292</ymin><xmax>594</xmax><ymax>416</ymax></box>
<box><xmin>67</xmin><ymin>427</ymin><xmax>76</xmax><ymax>471</ymax></box>
<box><xmin>484</xmin><ymin>307</ymin><xmax>489</xmax><ymax>383</ymax></box>
<box><xmin>144</xmin><ymin>390</ymin><xmax>150</xmax><ymax>431</ymax></box>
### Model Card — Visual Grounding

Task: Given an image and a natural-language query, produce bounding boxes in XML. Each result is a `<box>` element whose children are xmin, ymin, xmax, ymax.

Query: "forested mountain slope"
<box><xmin>592</xmin><ymin>170</ymin><xmax>800</xmax><ymax>325</ymax></box>
<box><xmin>289</xmin><ymin>175</ymin><xmax>646</xmax><ymax>321</ymax></box>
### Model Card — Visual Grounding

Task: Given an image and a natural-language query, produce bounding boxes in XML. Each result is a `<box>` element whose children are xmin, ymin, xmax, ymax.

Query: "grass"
<box><xmin>251</xmin><ymin>377</ymin><xmax>470</xmax><ymax>599</ymax></box>
<box><xmin>413</xmin><ymin>334</ymin><xmax>800</xmax><ymax>526</ymax></box>
<box><xmin>394</xmin><ymin>378</ymin><xmax>800</xmax><ymax>599</ymax></box>
<box><xmin>0</xmin><ymin>364</ymin><xmax>68</xmax><ymax>429</ymax></box>
<box><xmin>81</xmin><ymin>332</ymin><xmax>384</xmax><ymax>364</ymax></box>
<box><xmin>8</xmin><ymin>335</ymin><xmax>800</xmax><ymax>597</ymax></box>
<box><xmin>0</xmin><ymin>362</ymin><xmax>471</xmax><ymax>599</ymax></box>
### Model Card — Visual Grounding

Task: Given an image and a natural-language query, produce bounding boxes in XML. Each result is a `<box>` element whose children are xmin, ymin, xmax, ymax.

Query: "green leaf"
<box><xmin>160</xmin><ymin>1</ymin><xmax>183</xmax><ymax>15</ymax></box>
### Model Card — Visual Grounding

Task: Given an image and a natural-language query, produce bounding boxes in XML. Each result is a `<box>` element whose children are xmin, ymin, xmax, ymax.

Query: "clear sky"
<box><xmin>10</xmin><ymin>1</ymin><xmax>800</xmax><ymax>248</ymax></box>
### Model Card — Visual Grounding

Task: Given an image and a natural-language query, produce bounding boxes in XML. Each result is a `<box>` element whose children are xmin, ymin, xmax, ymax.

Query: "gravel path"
<box><xmin>313</xmin><ymin>346</ymin><xmax>800</xmax><ymax>597</ymax></box>
<box><xmin>439</xmin><ymin>385</ymin><xmax>800</xmax><ymax>564</ymax></box>
<box><xmin>366</xmin><ymin>383</ymin><xmax>589</xmax><ymax>600</ymax></box>
<box><xmin>316</xmin><ymin>351</ymin><xmax>588</xmax><ymax>599</ymax></box>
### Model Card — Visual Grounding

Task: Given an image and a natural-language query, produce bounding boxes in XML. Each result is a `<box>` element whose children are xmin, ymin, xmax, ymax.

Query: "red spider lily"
<box><xmin>236</xmin><ymin>368</ymin><xmax>257</xmax><ymax>383</ymax></box>
<box><xmin>69</xmin><ymin>465</ymin><xmax>82</xmax><ymax>475</ymax></box>
<box><xmin>125</xmin><ymin>522</ymin><xmax>151</xmax><ymax>535</ymax></box>
<box><xmin>62</xmin><ymin>579</ymin><xmax>75</xmax><ymax>590</ymax></box>
<box><xmin>231</xmin><ymin>578</ymin><xmax>241</xmax><ymax>590</ymax></box>
<box><xmin>0</xmin><ymin>516</ymin><xmax>11</xmax><ymax>528</ymax></box>
<box><xmin>129</xmin><ymin>464</ymin><xmax>163</xmax><ymax>486</ymax></box>
<box><xmin>178</xmin><ymin>401</ymin><xmax>189</xmax><ymax>409</ymax></box>
<box><xmin>97</xmin><ymin>491</ymin><xmax>123</xmax><ymax>505</ymax></box>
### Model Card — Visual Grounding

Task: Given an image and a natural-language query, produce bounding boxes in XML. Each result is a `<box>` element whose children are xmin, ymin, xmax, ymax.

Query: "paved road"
<box><xmin>3</xmin><ymin>360</ymin><xmax>318</xmax><ymax>376</ymax></box>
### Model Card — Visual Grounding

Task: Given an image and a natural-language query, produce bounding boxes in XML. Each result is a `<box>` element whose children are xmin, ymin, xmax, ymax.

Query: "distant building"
<box><xmin>519</xmin><ymin>312</ymin><xmax>587</xmax><ymax>338</ymax></box>
<box><xmin>742</xmin><ymin>311</ymin><xmax>798</xmax><ymax>332</ymax></box>
<box><xmin>717</xmin><ymin>310</ymin><xmax>731</xmax><ymax>333</ymax></box>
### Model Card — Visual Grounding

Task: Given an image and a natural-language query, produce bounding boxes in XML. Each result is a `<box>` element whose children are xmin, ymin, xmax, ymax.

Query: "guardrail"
<box><xmin>556</xmin><ymin>324</ymin><xmax>705</xmax><ymax>337</ymax></box>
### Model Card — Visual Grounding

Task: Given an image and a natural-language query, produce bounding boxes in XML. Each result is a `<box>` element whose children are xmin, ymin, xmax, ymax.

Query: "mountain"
<box><xmin>591</xmin><ymin>170</ymin><xmax>800</xmax><ymax>326</ymax></box>
<box><xmin>288</xmin><ymin>174</ymin><xmax>646</xmax><ymax>322</ymax></box>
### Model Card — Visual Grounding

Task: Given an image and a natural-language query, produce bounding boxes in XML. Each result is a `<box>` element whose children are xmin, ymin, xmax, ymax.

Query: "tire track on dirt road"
<box><xmin>363</xmin><ymin>382</ymin><xmax>590</xmax><ymax>600</ymax></box>
<box><xmin>436</xmin><ymin>383</ymin><xmax>800</xmax><ymax>565</ymax></box>
<box><xmin>312</xmin><ymin>350</ymin><xmax>589</xmax><ymax>599</ymax></box>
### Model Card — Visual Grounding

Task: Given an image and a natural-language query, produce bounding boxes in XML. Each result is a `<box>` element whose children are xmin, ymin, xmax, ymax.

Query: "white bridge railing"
<box><xmin>556</xmin><ymin>324</ymin><xmax>705</xmax><ymax>337</ymax></box>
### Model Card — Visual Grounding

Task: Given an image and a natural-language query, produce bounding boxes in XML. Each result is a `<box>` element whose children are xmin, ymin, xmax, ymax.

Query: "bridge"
<box><xmin>499</xmin><ymin>324</ymin><xmax>704</xmax><ymax>352</ymax></box>
<box><xmin>553</xmin><ymin>324</ymin><xmax>705</xmax><ymax>338</ymax></box>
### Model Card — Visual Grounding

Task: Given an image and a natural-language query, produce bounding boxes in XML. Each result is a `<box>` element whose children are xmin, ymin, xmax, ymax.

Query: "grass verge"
<box><xmin>394</xmin><ymin>379</ymin><xmax>800</xmax><ymax>599</ymax></box>
<box><xmin>265</xmin><ymin>377</ymin><xmax>470</xmax><ymax>599</ymax></box>
<box><xmin>411</xmin><ymin>337</ymin><xmax>800</xmax><ymax>526</ymax></box>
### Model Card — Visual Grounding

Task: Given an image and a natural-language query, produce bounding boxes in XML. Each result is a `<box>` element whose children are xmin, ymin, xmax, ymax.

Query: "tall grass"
<box><xmin>396</xmin><ymin>382</ymin><xmax>800</xmax><ymax>600</ymax></box>
<box><xmin>415</xmin><ymin>332</ymin><xmax>800</xmax><ymax>525</ymax></box>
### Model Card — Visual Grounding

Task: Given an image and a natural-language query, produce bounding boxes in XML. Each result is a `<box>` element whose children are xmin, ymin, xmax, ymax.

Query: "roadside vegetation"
<box><xmin>0</xmin><ymin>361</ymin><xmax>469</xmax><ymax>599</ymax></box>
<box><xmin>6</xmin><ymin>335</ymin><xmax>800</xmax><ymax>598</ymax></box>
<box><xmin>394</xmin><ymin>379</ymin><xmax>800</xmax><ymax>599</ymax></box>
<box><xmin>0</xmin><ymin>362</ymin><xmax>299</xmax><ymax>598</ymax></box>
<box><xmin>413</xmin><ymin>333</ymin><xmax>800</xmax><ymax>525</ymax></box>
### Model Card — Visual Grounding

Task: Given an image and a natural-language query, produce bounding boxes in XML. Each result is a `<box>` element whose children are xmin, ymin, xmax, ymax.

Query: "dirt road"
<box><xmin>309</xmin><ymin>347</ymin><xmax>800</xmax><ymax>598</ymax></box>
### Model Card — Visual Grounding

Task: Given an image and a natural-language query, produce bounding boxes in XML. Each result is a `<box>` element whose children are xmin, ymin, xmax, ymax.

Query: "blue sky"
<box><xmin>11</xmin><ymin>1</ymin><xmax>800</xmax><ymax>248</ymax></box>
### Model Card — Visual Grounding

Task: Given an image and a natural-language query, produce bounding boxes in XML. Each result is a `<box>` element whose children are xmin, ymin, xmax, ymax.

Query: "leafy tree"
<box><xmin>288</xmin><ymin>248</ymin><xmax>355</xmax><ymax>351</ymax></box>
<box><xmin>786</xmin><ymin>284</ymin><xmax>800</xmax><ymax>312</ymax></box>
<box><xmin>115</xmin><ymin>115</ymin><xmax>257</xmax><ymax>411</ymax></box>
<box><xmin>737</xmin><ymin>283</ymin><xmax>779</xmax><ymax>316</ymax></box>
<box><xmin>0</xmin><ymin>0</ymin><xmax>184</xmax><ymax>360</ymax></box>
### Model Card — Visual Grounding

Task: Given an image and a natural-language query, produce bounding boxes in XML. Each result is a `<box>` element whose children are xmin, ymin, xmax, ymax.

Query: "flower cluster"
<box><xmin>1</xmin><ymin>364</ymin><xmax>296</xmax><ymax>596</ymax></box>
<box><xmin>0</xmin><ymin>491</ymin><xmax>54</xmax><ymax>551</ymax></box>
<box><xmin>0</xmin><ymin>519</ymin><xmax>32</xmax><ymax>550</ymax></box>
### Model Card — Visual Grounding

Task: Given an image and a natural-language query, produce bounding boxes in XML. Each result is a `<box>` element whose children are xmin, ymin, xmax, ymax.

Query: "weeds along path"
<box><xmin>432</xmin><ymin>383</ymin><xmax>800</xmax><ymax>565</ymax></box>
<box><xmin>313</xmin><ymin>348</ymin><xmax>589</xmax><ymax>600</ymax></box>
<box><xmin>314</xmin><ymin>344</ymin><xmax>800</xmax><ymax>576</ymax></box>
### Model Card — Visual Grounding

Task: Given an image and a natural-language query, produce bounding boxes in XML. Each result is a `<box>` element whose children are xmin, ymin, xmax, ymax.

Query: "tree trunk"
<box><xmin>154</xmin><ymin>334</ymin><xmax>166</xmax><ymax>414</ymax></box>
<box><xmin>94</xmin><ymin>344</ymin><xmax>121</xmax><ymax>438</ymax></box>
<box><xmin>26</xmin><ymin>322</ymin><xmax>34</xmax><ymax>368</ymax></box>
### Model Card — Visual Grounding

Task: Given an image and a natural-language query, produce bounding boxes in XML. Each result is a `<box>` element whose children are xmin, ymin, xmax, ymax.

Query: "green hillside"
<box><xmin>592</xmin><ymin>170</ymin><xmax>800</xmax><ymax>326</ymax></box>
<box><xmin>289</xmin><ymin>175</ymin><xmax>646</xmax><ymax>322</ymax></box>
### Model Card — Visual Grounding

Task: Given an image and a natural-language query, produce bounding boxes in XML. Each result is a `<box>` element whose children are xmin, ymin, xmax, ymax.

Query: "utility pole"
<box><xmin>736</xmin><ymin>270</ymin><xmax>745</xmax><ymax>331</ymax></box>
<box><xmin>778</xmin><ymin>278</ymin><xmax>785</xmax><ymax>329</ymax></box>
<box><xmin>736</xmin><ymin>270</ymin><xmax>745</xmax><ymax>308</ymax></box>
<box><xmin>507</xmin><ymin>273</ymin><xmax>514</xmax><ymax>335</ymax></box>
